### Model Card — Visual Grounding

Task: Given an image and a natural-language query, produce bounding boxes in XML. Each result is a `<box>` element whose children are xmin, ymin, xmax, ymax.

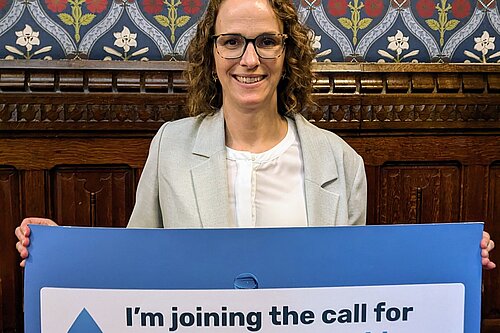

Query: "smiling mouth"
<box><xmin>234</xmin><ymin>75</ymin><xmax>265</xmax><ymax>84</ymax></box>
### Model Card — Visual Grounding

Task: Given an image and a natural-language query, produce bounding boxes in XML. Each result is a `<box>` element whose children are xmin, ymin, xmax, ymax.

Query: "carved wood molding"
<box><xmin>1</xmin><ymin>60</ymin><xmax>499</xmax><ymax>134</ymax></box>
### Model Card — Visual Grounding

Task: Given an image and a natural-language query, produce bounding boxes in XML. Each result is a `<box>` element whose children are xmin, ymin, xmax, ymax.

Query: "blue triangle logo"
<box><xmin>67</xmin><ymin>308</ymin><xmax>103</xmax><ymax>333</ymax></box>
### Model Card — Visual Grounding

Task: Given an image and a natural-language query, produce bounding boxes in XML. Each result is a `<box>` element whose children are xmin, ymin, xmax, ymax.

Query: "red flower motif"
<box><xmin>0</xmin><ymin>0</ymin><xmax>7</xmax><ymax>10</ymax></box>
<box><xmin>364</xmin><ymin>0</ymin><xmax>384</xmax><ymax>17</ymax></box>
<box><xmin>86</xmin><ymin>0</ymin><xmax>107</xmax><ymax>13</ymax></box>
<box><xmin>182</xmin><ymin>0</ymin><xmax>202</xmax><ymax>15</ymax></box>
<box><xmin>328</xmin><ymin>0</ymin><xmax>347</xmax><ymax>16</ymax></box>
<box><xmin>142</xmin><ymin>0</ymin><xmax>163</xmax><ymax>14</ymax></box>
<box><xmin>451</xmin><ymin>0</ymin><xmax>470</xmax><ymax>18</ymax></box>
<box><xmin>416</xmin><ymin>0</ymin><xmax>435</xmax><ymax>18</ymax></box>
<box><xmin>45</xmin><ymin>0</ymin><xmax>67</xmax><ymax>13</ymax></box>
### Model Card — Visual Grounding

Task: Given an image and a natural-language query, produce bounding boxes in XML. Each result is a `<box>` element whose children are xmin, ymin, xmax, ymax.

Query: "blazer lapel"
<box><xmin>190</xmin><ymin>113</ymin><xmax>341</xmax><ymax>228</ymax></box>
<box><xmin>294</xmin><ymin>114</ymin><xmax>340</xmax><ymax>226</ymax></box>
<box><xmin>190</xmin><ymin>112</ymin><xmax>234</xmax><ymax>228</ymax></box>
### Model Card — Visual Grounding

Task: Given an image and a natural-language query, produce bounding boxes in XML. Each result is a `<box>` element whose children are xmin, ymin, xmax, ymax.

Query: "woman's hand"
<box><xmin>482</xmin><ymin>231</ymin><xmax>496</xmax><ymax>270</ymax></box>
<box><xmin>15</xmin><ymin>217</ymin><xmax>58</xmax><ymax>268</ymax></box>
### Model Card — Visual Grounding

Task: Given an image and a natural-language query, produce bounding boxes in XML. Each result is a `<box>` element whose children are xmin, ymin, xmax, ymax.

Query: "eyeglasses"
<box><xmin>213</xmin><ymin>33</ymin><xmax>287</xmax><ymax>59</ymax></box>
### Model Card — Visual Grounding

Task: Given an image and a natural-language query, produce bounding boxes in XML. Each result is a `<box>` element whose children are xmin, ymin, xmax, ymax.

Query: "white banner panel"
<box><xmin>41</xmin><ymin>283</ymin><xmax>464</xmax><ymax>333</ymax></box>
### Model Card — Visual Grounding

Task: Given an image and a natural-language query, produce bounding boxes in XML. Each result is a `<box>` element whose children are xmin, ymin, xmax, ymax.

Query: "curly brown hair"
<box><xmin>185</xmin><ymin>0</ymin><xmax>315</xmax><ymax>117</ymax></box>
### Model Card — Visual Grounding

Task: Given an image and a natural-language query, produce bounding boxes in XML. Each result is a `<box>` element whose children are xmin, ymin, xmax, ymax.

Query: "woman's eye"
<box><xmin>222</xmin><ymin>37</ymin><xmax>242</xmax><ymax>48</ymax></box>
<box><xmin>258</xmin><ymin>37</ymin><xmax>278</xmax><ymax>47</ymax></box>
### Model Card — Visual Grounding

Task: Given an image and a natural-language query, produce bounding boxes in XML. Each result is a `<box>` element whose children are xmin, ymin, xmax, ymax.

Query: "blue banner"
<box><xmin>24</xmin><ymin>223</ymin><xmax>483</xmax><ymax>333</ymax></box>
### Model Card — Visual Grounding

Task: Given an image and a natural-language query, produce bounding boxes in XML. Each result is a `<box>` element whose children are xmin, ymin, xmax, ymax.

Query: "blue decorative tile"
<box><xmin>0</xmin><ymin>0</ymin><xmax>497</xmax><ymax>62</ymax></box>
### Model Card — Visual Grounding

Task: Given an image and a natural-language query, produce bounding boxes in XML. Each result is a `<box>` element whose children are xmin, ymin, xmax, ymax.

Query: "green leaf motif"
<box><xmin>445</xmin><ymin>19</ymin><xmax>460</xmax><ymax>31</ymax></box>
<box><xmin>72</xmin><ymin>4</ymin><xmax>81</xmax><ymax>22</ymax></box>
<box><xmin>426</xmin><ymin>19</ymin><xmax>440</xmax><ymax>31</ymax></box>
<box><xmin>176</xmin><ymin>16</ymin><xmax>190</xmax><ymax>27</ymax></box>
<box><xmin>358</xmin><ymin>18</ymin><xmax>373</xmax><ymax>30</ymax></box>
<box><xmin>338</xmin><ymin>17</ymin><xmax>353</xmax><ymax>30</ymax></box>
<box><xmin>154</xmin><ymin>15</ymin><xmax>170</xmax><ymax>27</ymax></box>
<box><xmin>59</xmin><ymin>13</ymin><xmax>75</xmax><ymax>25</ymax></box>
<box><xmin>80</xmin><ymin>13</ymin><xmax>96</xmax><ymax>26</ymax></box>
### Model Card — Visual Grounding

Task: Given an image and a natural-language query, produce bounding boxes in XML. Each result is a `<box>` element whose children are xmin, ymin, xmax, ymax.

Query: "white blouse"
<box><xmin>226</xmin><ymin>118</ymin><xmax>308</xmax><ymax>227</ymax></box>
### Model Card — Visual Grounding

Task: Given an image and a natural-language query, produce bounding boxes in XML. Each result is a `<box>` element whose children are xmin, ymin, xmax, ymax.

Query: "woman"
<box><xmin>127</xmin><ymin>0</ymin><xmax>366</xmax><ymax>230</ymax></box>
<box><xmin>15</xmin><ymin>0</ymin><xmax>495</xmax><ymax>268</ymax></box>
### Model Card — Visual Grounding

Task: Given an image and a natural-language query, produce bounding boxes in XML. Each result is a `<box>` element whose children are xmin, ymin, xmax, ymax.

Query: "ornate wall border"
<box><xmin>0</xmin><ymin>60</ymin><xmax>499</xmax><ymax>135</ymax></box>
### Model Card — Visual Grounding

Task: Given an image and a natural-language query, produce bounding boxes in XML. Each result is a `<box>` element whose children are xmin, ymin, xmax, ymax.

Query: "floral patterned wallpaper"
<box><xmin>0</xmin><ymin>0</ymin><xmax>499</xmax><ymax>63</ymax></box>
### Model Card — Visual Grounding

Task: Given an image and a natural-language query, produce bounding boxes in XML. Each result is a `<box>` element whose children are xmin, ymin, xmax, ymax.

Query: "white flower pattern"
<box><xmin>474</xmin><ymin>31</ymin><xmax>495</xmax><ymax>55</ymax></box>
<box><xmin>114</xmin><ymin>26</ymin><xmax>137</xmax><ymax>53</ymax></box>
<box><xmin>308</xmin><ymin>30</ymin><xmax>332</xmax><ymax>62</ymax></box>
<box><xmin>309</xmin><ymin>30</ymin><xmax>321</xmax><ymax>50</ymax></box>
<box><xmin>0</xmin><ymin>5</ymin><xmax>498</xmax><ymax>62</ymax></box>
<box><xmin>378</xmin><ymin>30</ymin><xmax>419</xmax><ymax>63</ymax></box>
<box><xmin>5</xmin><ymin>24</ymin><xmax>51</xmax><ymax>59</ymax></box>
<box><xmin>387</xmin><ymin>30</ymin><xmax>409</xmax><ymax>56</ymax></box>
<box><xmin>104</xmin><ymin>26</ymin><xmax>149</xmax><ymax>60</ymax></box>
<box><xmin>15</xmin><ymin>24</ymin><xmax>40</xmax><ymax>52</ymax></box>
<box><xmin>464</xmin><ymin>31</ymin><xmax>500</xmax><ymax>63</ymax></box>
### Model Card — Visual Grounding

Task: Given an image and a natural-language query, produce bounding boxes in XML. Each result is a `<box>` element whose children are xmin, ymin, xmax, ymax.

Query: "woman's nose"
<box><xmin>239</xmin><ymin>42</ymin><xmax>260</xmax><ymax>68</ymax></box>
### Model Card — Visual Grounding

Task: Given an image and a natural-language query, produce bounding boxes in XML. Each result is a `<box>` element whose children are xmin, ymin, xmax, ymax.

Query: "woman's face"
<box><xmin>213</xmin><ymin>0</ymin><xmax>285</xmax><ymax>113</ymax></box>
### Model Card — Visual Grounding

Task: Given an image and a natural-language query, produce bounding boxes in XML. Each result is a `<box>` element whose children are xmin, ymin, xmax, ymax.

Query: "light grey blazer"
<box><xmin>128</xmin><ymin>111</ymin><xmax>367</xmax><ymax>228</ymax></box>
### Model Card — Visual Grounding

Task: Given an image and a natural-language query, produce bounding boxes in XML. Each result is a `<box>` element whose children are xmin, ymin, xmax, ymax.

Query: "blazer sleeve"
<box><xmin>348</xmin><ymin>154</ymin><xmax>367</xmax><ymax>226</ymax></box>
<box><xmin>127</xmin><ymin>123</ymin><xmax>169</xmax><ymax>228</ymax></box>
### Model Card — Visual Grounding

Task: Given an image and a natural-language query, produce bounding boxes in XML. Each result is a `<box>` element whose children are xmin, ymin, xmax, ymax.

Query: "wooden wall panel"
<box><xmin>483</xmin><ymin>163</ymin><xmax>500</xmax><ymax>333</ymax></box>
<box><xmin>364</xmin><ymin>165</ymin><xmax>379</xmax><ymax>226</ymax></box>
<box><xmin>0</xmin><ymin>167</ymin><xmax>22</xmax><ymax>333</ymax></box>
<box><xmin>51</xmin><ymin>166</ymin><xmax>134</xmax><ymax>228</ymax></box>
<box><xmin>21</xmin><ymin>170</ymin><xmax>48</xmax><ymax>218</ymax></box>
<box><xmin>379</xmin><ymin>164</ymin><xmax>461</xmax><ymax>224</ymax></box>
<box><xmin>0</xmin><ymin>280</ymin><xmax>2</xmax><ymax>333</ymax></box>
<box><xmin>462</xmin><ymin>165</ymin><xmax>488</xmax><ymax>223</ymax></box>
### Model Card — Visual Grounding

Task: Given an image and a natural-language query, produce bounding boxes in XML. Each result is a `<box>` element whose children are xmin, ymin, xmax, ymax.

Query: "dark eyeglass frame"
<box><xmin>212</xmin><ymin>33</ymin><xmax>288</xmax><ymax>59</ymax></box>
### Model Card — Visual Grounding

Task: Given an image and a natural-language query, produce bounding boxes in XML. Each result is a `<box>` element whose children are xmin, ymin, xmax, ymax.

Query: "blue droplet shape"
<box><xmin>67</xmin><ymin>308</ymin><xmax>103</xmax><ymax>333</ymax></box>
<box><xmin>234</xmin><ymin>272</ymin><xmax>259</xmax><ymax>289</ymax></box>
